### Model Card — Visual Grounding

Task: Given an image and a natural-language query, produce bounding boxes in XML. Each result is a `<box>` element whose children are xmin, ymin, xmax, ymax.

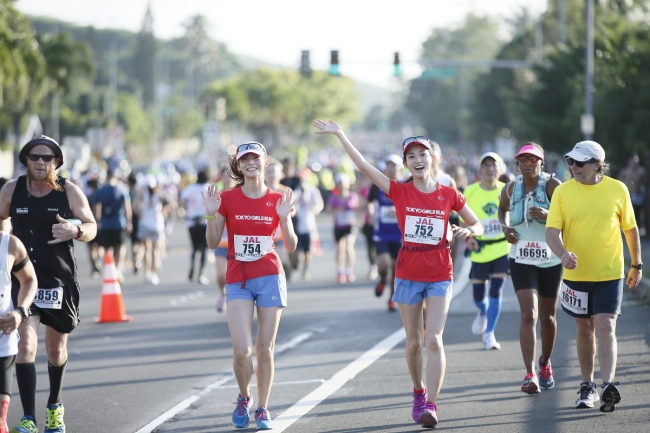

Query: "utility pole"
<box><xmin>110</xmin><ymin>39</ymin><xmax>119</xmax><ymax>124</ymax></box>
<box><xmin>560</xmin><ymin>0</ymin><xmax>566</xmax><ymax>44</ymax></box>
<box><xmin>582</xmin><ymin>0</ymin><xmax>595</xmax><ymax>140</ymax></box>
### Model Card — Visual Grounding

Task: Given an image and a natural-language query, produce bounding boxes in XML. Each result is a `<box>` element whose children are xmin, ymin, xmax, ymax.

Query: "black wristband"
<box><xmin>11</xmin><ymin>256</ymin><xmax>29</xmax><ymax>273</ymax></box>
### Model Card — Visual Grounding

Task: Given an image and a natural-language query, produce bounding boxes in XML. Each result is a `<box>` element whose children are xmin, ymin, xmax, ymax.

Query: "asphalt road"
<box><xmin>7</xmin><ymin>215</ymin><xmax>650</xmax><ymax>433</ymax></box>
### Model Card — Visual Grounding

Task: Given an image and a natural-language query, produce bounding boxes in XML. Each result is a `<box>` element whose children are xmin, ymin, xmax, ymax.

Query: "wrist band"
<box><xmin>205</xmin><ymin>215</ymin><xmax>216</xmax><ymax>220</ymax></box>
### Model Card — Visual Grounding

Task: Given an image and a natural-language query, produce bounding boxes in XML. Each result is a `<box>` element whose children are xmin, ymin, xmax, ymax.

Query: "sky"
<box><xmin>16</xmin><ymin>0</ymin><xmax>548</xmax><ymax>89</ymax></box>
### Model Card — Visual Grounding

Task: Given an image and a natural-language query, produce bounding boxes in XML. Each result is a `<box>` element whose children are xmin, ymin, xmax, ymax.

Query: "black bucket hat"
<box><xmin>19</xmin><ymin>135</ymin><xmax>64</xmax><ymax>169</ymax></box>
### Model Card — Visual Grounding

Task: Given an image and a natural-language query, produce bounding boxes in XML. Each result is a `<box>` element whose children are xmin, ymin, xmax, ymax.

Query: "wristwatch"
<box><xmin>15</xmin><ymin>306</ymin><xmax>30</xmax><ymax>322</ymax></box>
<box><xmin>631</xmin><ymin>263</ymin><xmax>643</xmax><ymax>270</ymax></box>
<box><xmin>467</xmin><ymin>226</ymin><xmax>476</xmax><ymax>238</ymax></box>
<box><xmin>75</xmin><ymin>226</ymin><xmax>83</xmax><ymax>239</ymax></box>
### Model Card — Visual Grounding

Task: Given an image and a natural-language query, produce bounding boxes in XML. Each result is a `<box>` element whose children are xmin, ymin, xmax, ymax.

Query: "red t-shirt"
<box><xmin>387</xmin><ymin>179</ymin><xmax>466</xmax><ymax>282</ymax></box>
<box><xmin>218</xmin><ymin>187</ymin><xmax>284</xmax><ymax>284</ymax></box>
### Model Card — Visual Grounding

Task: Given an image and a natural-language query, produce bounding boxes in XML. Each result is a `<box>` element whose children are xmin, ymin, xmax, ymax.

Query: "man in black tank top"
<box><xmin>0</xmin><ymin>136</ymin><xmax>97</xmax><ymax>433</ymax></box>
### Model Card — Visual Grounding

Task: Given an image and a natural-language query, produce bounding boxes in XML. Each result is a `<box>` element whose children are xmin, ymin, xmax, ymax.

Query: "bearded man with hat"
<box><xmin>0</xmin><ymin>136</ymin><xmax>97</xmax><ymax>433</ymax></box>
<box><xmin>546</xmin><ymin>140</ymin><xmax>642</xmax><ymax>413</ymax></box>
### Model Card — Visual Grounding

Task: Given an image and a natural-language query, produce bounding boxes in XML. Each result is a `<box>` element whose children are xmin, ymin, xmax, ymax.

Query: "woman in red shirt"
<box><xmin>314</xmin><ymin>120</ymin><xmax>483</xmax><ymax>429</ymax></box>
<box><xmin>204</xmin><ymin>142</ymin><xmax>297</xmax><ymax>430</ymax></box>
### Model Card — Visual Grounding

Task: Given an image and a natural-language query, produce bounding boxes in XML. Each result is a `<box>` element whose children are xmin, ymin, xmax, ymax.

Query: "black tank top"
<box><xmin>10</xmin><ymin>176</ymin><xmax>78</xmax><ymax>288</ymax></box>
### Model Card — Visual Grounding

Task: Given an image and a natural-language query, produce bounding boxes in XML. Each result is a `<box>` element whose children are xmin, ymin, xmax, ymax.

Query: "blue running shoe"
<box><xmin>232</xmin><ymin>394</ymin><xmax>253</xmax><ymax>428</ymax></box>
<box><xmin>255</xmin><ymin>407</ymin><xmax>273</xmax><ymax>430</ymax></box>
<box><xmin>44</xmin><ymin>403</ymin><xmax>65</xmax><ymax>433</ymax></box>
<box><xmin>538</xmin><ymin>356</ymin><xmax>555</xmax><ymax>389</ymax></box>
<box><xmin>10</xmin><ymin>416</ymin><xmax>38</xmax><ymax>433</ymax></box>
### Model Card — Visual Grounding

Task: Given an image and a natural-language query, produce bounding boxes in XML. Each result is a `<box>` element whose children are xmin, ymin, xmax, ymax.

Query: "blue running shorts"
<box><xmin>226</xmin><ymin>274</ymin><xmax>287</xmax><ymax>308</ymax></box>
<box><xmin>392</xmin><ymin>278</ymin><xmax>453</xmax><ymax>305</ymax></box>
<box><xmin>214</xmin><ymin>247</ymin><xmax>228</xmax><ymax>258</ymax></box>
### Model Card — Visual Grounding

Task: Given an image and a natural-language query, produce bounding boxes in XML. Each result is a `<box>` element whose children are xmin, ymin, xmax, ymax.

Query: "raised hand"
<box><xmin>276</xmin><ymin>187</ymin><xmax>298</xmax><ymax>219</ymax></box>
<box><xmin>49</xmin><ymin>214</ymin><xmax>77</xmax><ymax>244</ymax></box>
<box><xmin>313</xmin><ymin>119</ymin><xmax>343</xmax><ymax>135</ymax></box>
<box><xmin>202</xmin><ymin>184</ymin><xmax>222</xmax><ymax>216</ymax></box>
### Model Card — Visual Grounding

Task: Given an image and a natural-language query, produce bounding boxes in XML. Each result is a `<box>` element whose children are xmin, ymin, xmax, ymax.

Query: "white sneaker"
<box><xmin>368</xmin><ymin>264</ymin><xmax>379</xmax><ymax>281</ymax></box>
<box><xmin>483</xmin><ymin>332</ymin><xmax>501</xmax><ymax>350</ymax></box>
<box><xmin>472</xmin><ymin>312</ymin><xmax>487</xmax><ymax>335</ymax></box>
<box><xmin>576</xmin><ymin>381</ymin><xmax>600</xmax><ymax>408</ymax></box>
<box><xmin>150</xmin><ymin>273</ymin><xmax>160</xmax><ymax>285</ymax></box>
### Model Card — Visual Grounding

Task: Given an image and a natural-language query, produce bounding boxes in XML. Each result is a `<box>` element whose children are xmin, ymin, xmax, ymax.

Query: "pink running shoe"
<box><xmin>418</xmin><ymin>402</ymin><xmax>438</xmax><ymax>429</ymax></box>
<box><xmin>411</xmin><ymin>389</ymin><xmax>428</xmax><ymax>423</ymax></box>
<box><xmin>538</xmin><ymin>356</ymin><xmax>555</xmax><ymax>389</ymax></box>
<box><xmin>521</xmin><ymin>372</ymin><xmax>541</xmax><ymax>394</ymax></box>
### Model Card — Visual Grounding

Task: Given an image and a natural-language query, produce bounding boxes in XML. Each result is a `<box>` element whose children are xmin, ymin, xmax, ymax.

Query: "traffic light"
<box><xmin>394</xmin><ymin>52</ymin><xmax>402</xmax><ymax>77</ymax></box>
<box><xmin>329</xmin><ymin>50</ymin><xmax>340</xmax><ymax>76</ymax></box>
<box><xmin>79</xmin><ymin>94</ymin><xmax>90</xmax><ymax>115</ymax></box>
<box><xmin>300</xmin><ymin>50</ymin><xmax>311</xmax><ymax>77</ymax></box>
<box><xmin>202</xmin><ymin>99</ymin><xmax>210</xmax><ymax>119</ymax></box>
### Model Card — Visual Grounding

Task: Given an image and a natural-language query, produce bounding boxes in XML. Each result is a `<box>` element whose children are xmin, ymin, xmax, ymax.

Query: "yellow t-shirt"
<box><xmin>463</xmin><ymin>181</ymin><xmax>509</xmax><ymax>263</ymax></box>
<box><xmin>546</xmin><ymin>176</ymin><xmax>636</xmax><ymax>282</ymax></box>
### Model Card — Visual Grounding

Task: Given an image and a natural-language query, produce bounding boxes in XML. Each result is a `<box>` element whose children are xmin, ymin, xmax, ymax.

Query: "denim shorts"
<box><xmin>226</xmin><ymin>274</ymin><xmax>287</xmax><ymax>308</ymax></box>
<box><xmin>392</xmin><ymin>278</ymin><xmax>453</xmax><ymax>305</ymax></box>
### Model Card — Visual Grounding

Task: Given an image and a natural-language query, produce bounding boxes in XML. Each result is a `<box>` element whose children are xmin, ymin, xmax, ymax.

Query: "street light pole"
<box><xmin>583</xmin><ymin>0</ymin><xmax>595</xmax><ymax>140</ymax></box>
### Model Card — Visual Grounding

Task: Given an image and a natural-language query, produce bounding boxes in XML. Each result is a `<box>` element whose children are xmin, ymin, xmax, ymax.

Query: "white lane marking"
<box><xmin>169</xmin><ymin>291</ymin><xmax>204</xmax><ymax>306</ymax></box>
<box><xmin>272</xmin><ymin>327</ymin><xmax>406</xmax><ymax>431</ymax></box>
<box><xmin>135</xmin><ymin>332</ymin><xmax>313</xmax><ymax>433</ymax></box>
<box><xmin>220</xmin><ymin>379</ymin><xmax>325</xmax><ymax>389</ymax></box>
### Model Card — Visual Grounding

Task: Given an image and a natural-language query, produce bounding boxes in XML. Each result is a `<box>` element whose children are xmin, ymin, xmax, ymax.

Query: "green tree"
<box><xmin>405</xmin><ymin>13</ymin><xmax>501</xmax><ymax>144</ymax></box>
<box><xmin>204</xmin><ymin>68</ymin><xmax>358</xmax><ymax>151</ymax></box>
<box><xmin>37</xmin><ymin>31</ymin><xmax>95</xmax><ymax>139</ymax></box>
<box><xmin>0</xmin><ymin>0</ymin><xmax>46</xmax><ymax>151</ymax></box>
<box><xmin>132</xmin><ymin>2</ymin><xmax>156</xmax><ymax>107</ymax></box>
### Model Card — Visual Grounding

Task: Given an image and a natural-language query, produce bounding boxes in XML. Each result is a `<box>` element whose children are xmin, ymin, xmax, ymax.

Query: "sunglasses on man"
<box><xmin>27</xmin><ymin>154</ymin><xmax>56</xmax><ymax>162</ymax></box>
<box><xmin>566</xmin><ymin>157</ymin><xmax>598</xmax><ymax>168</ymax></box>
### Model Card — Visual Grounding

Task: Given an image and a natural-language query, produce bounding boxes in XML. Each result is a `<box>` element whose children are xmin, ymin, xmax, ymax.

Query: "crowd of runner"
<box><xmin>0</xmin><ymin>127</ymin><xmax>643</xmax><ymax>431</ymax></box>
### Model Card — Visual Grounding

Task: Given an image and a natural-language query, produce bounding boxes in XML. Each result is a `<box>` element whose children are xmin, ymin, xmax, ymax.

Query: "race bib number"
<box><xmin>515</xmin><ymin>240</ymin><xmax>552</xmax><ymax>265</ymax></box>
<box><xmin>481</xmin><ymin>218</ymin><xmax>503</xmax><ymax>239</ymax></box>
<box><xmin>335</xmin><ymin>210</ymin><xmax>355</xmax><ymax>227</ymax></box>
<box><xmin>561</xmin><ymin>283</ymin><xmax>588</xmax><ymax>315</ymax></box>
<box><xmin>379</xmin><ymin>206</ymin><xmax>398</xmax><ymax>224</ymax></box>
<box><xmin>34</xmin><ymin>287</ymin><xmax>63</xmax><ymax>310</ymax></box>
<box><xmin>234</xmin><ymin>235</ymin><xmax>273</xmax><ymax>262</ymax></box>
<box><xmin>404</xmin><ymin>215</ymin><xmax>444</xmax><ymax>245</ymax></box>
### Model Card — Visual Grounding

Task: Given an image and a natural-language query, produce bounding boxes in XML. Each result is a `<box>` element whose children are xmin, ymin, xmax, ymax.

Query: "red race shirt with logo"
<box><xmin>387</xmin><ymin>179</ymin><xmax>466</xmax><ymax>282</ymax></box>
<box><xmin>218</xmin><ymin>187</ymin><xmax>284</xmax><ymax>284</ymax></box>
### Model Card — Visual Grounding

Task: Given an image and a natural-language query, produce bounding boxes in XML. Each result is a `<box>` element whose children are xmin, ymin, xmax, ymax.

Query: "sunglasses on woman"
<box><xmin>237</xmin><ymin>142</ymin><xmax>266</xmax><ymax>154</ymax></box>
<box><xmin>566</xmin><ymin>157</ymin><xmax>598</xmax><ymax>168</ymax></box>
<box><xmin>27</xmin><ymin>154</ymin><xmax>56</xmax><ymax>162</ymax></box>
<box><xmin>402</xmin><ymin>136</ymin><xmax>430</xmax><ymax>150</ymax></box>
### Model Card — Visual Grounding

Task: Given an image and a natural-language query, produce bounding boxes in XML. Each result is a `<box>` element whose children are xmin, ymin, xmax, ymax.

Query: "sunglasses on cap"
<box><xmin>566</xmin><ymin>157</ymin><xmax>598</xmax><ymax>168</ymax></box>
<box><xmin>27</xmin><ymin>154</ymin><xmax>56</xmax><ymax>162</ymax></box>
<box><xmin>237</xmin><ymin>142</ymin><xmax>266</xmax><ymax>153</ymax></box>
<box><xmin>402</xmin><ymin>136</ymin><xmax>430</xmax><ymax>150</ymax></box>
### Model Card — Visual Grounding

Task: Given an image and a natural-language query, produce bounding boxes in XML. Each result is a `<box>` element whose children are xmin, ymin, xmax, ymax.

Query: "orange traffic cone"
<box><xmin>94</xmin><ymin>251</ymin><xmax>133</xmax><ymax>323</ymax></box>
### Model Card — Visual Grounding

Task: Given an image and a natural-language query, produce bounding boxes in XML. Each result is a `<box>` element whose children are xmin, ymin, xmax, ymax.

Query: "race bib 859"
<box><xmin>34</xmin><ymin>287</ymin><xmax>63</xmax><ymax>310</ymax></box>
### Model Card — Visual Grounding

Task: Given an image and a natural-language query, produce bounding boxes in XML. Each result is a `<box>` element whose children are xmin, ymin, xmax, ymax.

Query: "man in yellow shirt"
<box><xmin>546</xmin><ymin>140</ymin><xmax>642</xmax><ymax>413</ymax></box>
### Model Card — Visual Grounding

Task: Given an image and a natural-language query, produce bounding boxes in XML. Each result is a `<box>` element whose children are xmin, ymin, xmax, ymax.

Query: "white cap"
<box><xmin>236</xmin><ymin>142</ymin><xmax>267</xmax><ymax>160</ymax></box>
<box><xmin>334</xmin><ymin>172</ymin><xmax>349</xmax><ymax>184</ymax></box>
<box><xmin>479</xmin><ymin>152</ymin><xmax>504</xmax><ymax>166</ymax></box>
<box><xmin>565</xmin><ymin>141</ymin><xmax>606</xmax><ymax>162</ymax></box>
<box><xmin>384</xmin><ymin>154</ymin><xmax>403</xmax><ymax>166</ymax></box>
